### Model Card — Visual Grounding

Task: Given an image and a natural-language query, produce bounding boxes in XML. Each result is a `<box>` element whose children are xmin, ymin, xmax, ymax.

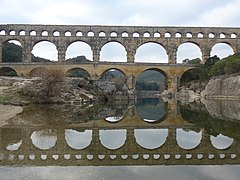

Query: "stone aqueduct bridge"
<box><xmin>1</xmin><ymin>24</ymin><xmax>240</xmax><ymax>91</ymax></box>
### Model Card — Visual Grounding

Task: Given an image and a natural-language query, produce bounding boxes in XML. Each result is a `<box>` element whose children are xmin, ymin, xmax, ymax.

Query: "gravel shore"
<box><xmin>0</xmin><ymin>104</ymin><xmax>23</xmax><ymax>127</ymax></box>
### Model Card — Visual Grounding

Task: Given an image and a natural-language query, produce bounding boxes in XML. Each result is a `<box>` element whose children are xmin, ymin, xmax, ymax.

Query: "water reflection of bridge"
<box><xmin>1</xmin><ymin>106</ymin><xmax>239</xmax><ymax>166</ymax></box>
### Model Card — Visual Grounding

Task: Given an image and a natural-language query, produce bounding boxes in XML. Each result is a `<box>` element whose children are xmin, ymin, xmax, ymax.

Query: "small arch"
<box><xmin>208</xmin><ymin>33</ymin><xmax>215</xmax><ymax>38</ymax></box>
<box><xmin>175</xmin><ymin>32</ymin><xmax>182</xmax><ymax>38</ymax></box>
<box><xmin>65</xmin><ymin>31</ymin><xmax>71</xmax><ymax>36</ymax></box>
<box><xmin>143</xmin><ymin>32</ymin><xmax>150</xmax><ymax>37</ymax></box>
<box><xmin>65</xmin><ymin>129</ymin><xmax>92</xmax><ymax>150</ymax></box>
<box><xmin>186</xmin><ymin>32</ymin><xmax>193</xmax><ymax>38</ymax></box>
<box><xmin>210</xmin><ymin>134</ymin><xmax>234</xmax><ymax>150</ymax></box>
<box><xmin>99</xmin><ymin>31</ymin><xmax>106</xmax><ymax>37</ymax></box>
<box><xmin>197</xmin><ymin>32</ymin><xmax>204</xmax><ymax>38</ymax></box>
<box><xmin>19</xmin><ymin>30</ymin><xmax>26</xmax><ymax>36</ymax></box>
<box><xmin>135</xmin><ymin>42</ymin><xmax>168</xmax><ymax>63</ymax></box>
<box><xmin>30</xmin><ymin>30</ymin><xmax>37</xmax><ymax>36</ymax></box>
<box><xmin>53</xmin><ymin>31</ymin><xmax>60</xmax><ymax>36</ymax></box>
<box><xmin>0</xmin><ymin>67</ymin><xmax>18</xmax><ymax>76</ymax></box>
<box><xmin>154</xmin><ymin>32</ymin><xmax>160</xmax><ymax>37</ymax></box>
<box><xmin>177</xmin><ymin>42</ymin><xmax>202</xmax><ymax>64</ymax></box>
<box><xmin>133</xmin><ymin>32</ymin><xmax>140</xmax><ymax>37</ymax></box>
<box><xmin>220</xmin><ymin>33</ymin><xmax>226</xmax><ymax>38</ymax></box>
<box><xmin>100</xmin><ymin>129</ymin><xmax>126</xmax><ymax>150</ymax></box>
<box><xmin>9</xmin><ymin>30</ymin><xmax>16</xmax><ymax>35</ymax></box>
<box><xmin>0</xmin><ymin>30</ymin><xmax>6</xmax><ymax>35</ymax></box>
<box><xmin>210</xmin><ymin>43</ymin><xmax>234</xmax><ymax>59</ymax></box>
<box><xmin>32</xmin><ymin>41</ymin><xmax>58</xmax><ymax>61</ymax></box>
<box><xmin>76</xmin><ymin>31</ymin><xmax>83</xmax><ymax>37</ymax></box>
<box><xmin>87</xmin><ymin>31</ymin><xmax>94</xmax><ymax>37</ymax></box>
<box><xmin>110</xmin><ymin>32</ymin><xmax>117</xmax><ymax>37</ymax></box>
<box><xmin>28</xmin><ymin>67</ymin><xmax>48</xmax><ymax>77</ymax></box>
<box><xmin>122</xmin><ymin>32</ymin><xmax>128</xmax><ymax>37</ymax></box>
<box><xmin>176</xmin><ymin>129</ymin><xmax>202</xmax><ymax>150</ymax></box>
<box><xmin>66</xmin><ymin>68</ymin><xmax>90</xmax><ymax>79</ymax></box>
<box><xmin>100</xmin><ymin>41</ymin><xmax>127</xmax><ymax>62</ymax></box>
<box><xmin>31</xmin><ymin>129</ymin><xmax>57</xmax><ymax>150</ymax></box>
<box><xmin>164</xmin><ymin>32</ymin><xmax>171</xmax><ymax>38</ymax></box>
<box><xmin>134</xmin><ymin>129</ymin><xmax>168</xmax><ymax>149</ymax></box>
<box><xmin>66</xmin><ymin>41</ymin><xmax>93</xmax><ymax>61</ymax></box>
<box><xmin>42</xmin><ymin>30</ymin><xmax>48</xmax><ymax>36</ymax></box>
<box><xmin>231</xmin><ymin>33</ymin><xmax>237</xmax><ymax>38</ymax></box>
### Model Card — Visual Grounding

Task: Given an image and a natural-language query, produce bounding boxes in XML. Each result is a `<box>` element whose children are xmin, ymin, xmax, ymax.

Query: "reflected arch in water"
<box><xmin>65</xmin><ymin>129</ymin><xmax>92</xmax><ymax>150</ymax></box>
<box><xmin>134</xmin><ymin>129</ymin><xmax>168</xmax><ymax>149</ymax></box>
<box><xmin>105</xmin><ymin>116</ymin><xmax>123</xmax><ymax>123</ymax></box>
<box><xmin>210</xmin><ymin>134</ymin><xmax>234</xmax><ymax>150</ymax></box>
<box><xmin>136</xmin><ymin>98</ymin><xmax>167</xmax><ymax>123</ymax></box>
<box><xmin>99</xmin><ymin>129</ymin><xmax>126</xmax><ymax>150</ymax></box>
<box><xmin>176</xmin><ymin>128</ymin><xmax>202</xmax><ymax>150</ymax></box>
<box><xmin>31</xmin><ymin>129</ymin><xmax>57</xmax><ymax>150</ymax></box>
<box><xmin>6</xmin><ymin>140</ymin><xmax>22</xmax><ymax>151</ymax></box>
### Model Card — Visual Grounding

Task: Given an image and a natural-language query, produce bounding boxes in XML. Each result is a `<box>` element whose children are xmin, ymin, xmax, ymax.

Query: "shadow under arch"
<box><xmin>66</xmin><ymin>68</ymin><xmax>90</xmax><ymax>79</ymax></box>
<box><xmin>0</xmin><ymin>67</ymin><xmax>18</xmax><ymax>76</ymax></box>
<box><xmin>100</xmin><ymin>68</ymin><xmax>127</xmax><ymax>80</ymax></box>
<box><xmin>180</xmin><ymin>68</ymin><xmax>199</xmax><ymax>85</ymax></box>
<box><xmin>27</xmin><ymin>67</ymin><xmax>48</xmax><ymax>77</ymax></box>
<box><xmin>135</xmin><ymin>98</ymin><xmax>168</xmax><ymax>123</ymax></box>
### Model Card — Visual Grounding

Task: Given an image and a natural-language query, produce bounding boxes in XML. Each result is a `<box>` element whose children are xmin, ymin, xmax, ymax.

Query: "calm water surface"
<box><xmin>1</xmin><ymin>98</ymin><xmax>240</xmax><ymax>180</ymax></box>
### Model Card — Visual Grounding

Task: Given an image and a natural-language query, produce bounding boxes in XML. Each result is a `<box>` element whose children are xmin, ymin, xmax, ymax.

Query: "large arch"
<box><xmin>210</xmin><ymin>43</ymin><xmax>234</xmax><ymax>59</ymax></box>
<box><xmin>136</xmin><ymin>69</ymin><xmax>167</xmax><ymax>92</ymax></box>
<box><xmin>135</xmin><ymin>42</ymin><xmax>168</xmax><ymax>63</ymax></box>
<box><xmin>66</xmin><ymin>68</ymin><xmax>90</xmax><ymax>79</ymax></box>
<box><xmin>32</xmin><ymin>41</ymin><xmax>58</xmax><ymax>61</ymax></box>
<box><xmin>2</xmin><ymin>40</ymin><xmax>22</xmax><ymax>63</ymax></box>
<box><xmin>100</xmin><ymin>68</ymin><xmax>127</xmax><ymax>81</ymax></box>
<box><xmin>177</xmin><ymin>42</ymin><xmax>202</xmax><ymax>64</ymax></box>
<box><xmin>134</xmin><ymin>128</ymin><xmax>168</xmax><ymax>149</ymax></box>
<box><xmin>100</xmin><ymin>41</ymin><xmax>127</xmax><ymax>62</ymax></box>
<box><xmin>27</xmin><ymin>67</ymin><xmax>48</xmax><ymax>77</ymax></box>
<box><xmin>66</xmin><ymin>41</ymin><xmax>93</xmax><ymax>61</ymax></box>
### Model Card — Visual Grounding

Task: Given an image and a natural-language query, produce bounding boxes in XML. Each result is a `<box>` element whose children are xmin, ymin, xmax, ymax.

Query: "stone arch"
<box><xmin>210</xmin><ymin>134</ymin><xmax>234</xmax><ymax>150</ymax></box>
<box><xmin>66</xmin><ymin>68</ymin><xmax>90</xmax><ymax>78</ymax></box>
<box><xmin>143</xmin><ymin>32</ymin><xmax>150</xmax><ymax>37</ymax></box>
<box><xmin>65</xmin><ymin>129</ymin><xmax>92</xmax><ymax>150</ymax></box>
<box><xmin>135</xmin><ymin>98</ymin><xmax>168</xmax><ymax>123</ymax></box>
<box><xmin>0</xmin><ymin>30</ymin><xmax>6</xmax><ymax>35</ymax></box>
<box><xmin>99</xmin><ymin>31</ymin><xmax>106</xmax><ymax>37</ymax></box>
<box><xmin>32</xmin><ymin>40</ymin><xmax>58</xmax><ymax>61</ymax></box>
<box><xmin>100</xmin><ymin>68</ymin><xmax>127</xmax><ymax>80</ymax></box>
<box><xmin>66</xmin><ymin>41</ymin><xmax>93</xmax><ymax>61</ymax></box>
<box><xmin>27</xmin><ymin>67</ymin><xmax>48</xmax><ymax>77</ymax></box>
<box><xmin>154</xmin><ymin>32</ymin><xmax>161</xmax><ymax>37</ymax></box>
<box><xmin>100</xmin><ymin>41</ymin><xmax>127</xmax><ymax>62</ymax></box>
<box><xmin>180</xmin><ymin>68</ymin><xmax>199</xmax><ymax>84</ymax></box>
<box><xmin>99</xmin><ymin>129</ymin><xmax>127</xmax><ymax>150</ymax></box>
<box><xmin>197</xmin><ymin>32</ymin><xmax>204</xmax><ymax>38</ymax></box>
<box><xmin>210</xmin><ymin>42</ymin><xmax>234</xmax><ymax>59</ymax></box>
<box><xmin>9</xmin><ymin>30</ymin><xmax>16</xmax><ymax>35</ymax></box>
<box><xmin>65</xmin><ymin>31</ymin><xmax>72</xmax><ymax>36</ymax></box>
<box><xmin>136</xmin><ymin>68</ymin><xmax>168</xmax><ymax>92</ymax></box>
<box><xmin>135</xmin><ymin>42</ymin><xmax>168</xmax><ymax>63</ymax></box>
<box><xmin>30</xmin><ymin>30</ymin><xmax>37</xmax><ymax>36</ymax></box>
<box><xmin>110</xmin><ymin>32</ymin><xmax>117</xmax><ymax>37</ymax></box>
<box><xmin>177</xmin><ymin>42</ymin><xmax>202</xmax><ymax>64</ymax></box>
<box><xmin>121</xmin><ymin>32</ymin><xmax>129</xmax><ymax>37</ymax></box>
<box><xmin>41</xmin><ymin>30</ymin><xmax>48</xmax><ymax>36</ymax></box>
<box><xmin>175</xmin><ymin>32</ymin><xmax>182</xmax><ymax>38</ymax></box>
<box><xmin>133</xmin><ymin>32</ymin><xmax>140</xmax><ymax>37</ymax></box>
<box><xmin>0</xmin><ymin>67</ymin><xmax>18</xmax><ymax>76</ymax></box>
<box><xmin>19</xmin><ymin>30</ymin><xmax>26</xmax><ymax>36</ymax></box>
<box><xmin>134</xmin><ymin>129</ymin><xmax>168</xmax><ymax>149</ymax></box>
<box><xmin>176</xmin><ymin>128</ymin><xmax>202</xmax><ymax>150</ymax></box>
<box><xmin>53</xmin><ymin>31</ymin><xmax>60</xmax><ymax>36</ymax></box>
<box><xmin>2</xmin><ymin>39</ymin><xmax>23</xmax><ymax>63</ymax></box>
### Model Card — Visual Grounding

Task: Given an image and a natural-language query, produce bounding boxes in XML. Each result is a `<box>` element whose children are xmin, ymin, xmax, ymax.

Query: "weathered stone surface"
<box><xmin>201</xmin><ymin>74</ymin><xmax>240</xmax><ymax>98</ymax></box>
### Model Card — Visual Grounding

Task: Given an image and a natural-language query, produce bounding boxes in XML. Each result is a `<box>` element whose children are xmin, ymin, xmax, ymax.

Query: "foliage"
<box><xmin>5</xmin><ymin>71</ymin><xmax>18</xmax><ymax>76</ymax></box>
<box><xmin>2</xmin><ymin>42</ymin><xmax>22</xmax><ymax>62</ymax></box>
<box><xmin>66</xmin><ymin>69</ymin><xmax>90</xmax><ymax>79</ymax></box>
<box><xmin>22</xmin><ymin>69</ymin><xmax>66</xmax><ymax>102</ymax></box>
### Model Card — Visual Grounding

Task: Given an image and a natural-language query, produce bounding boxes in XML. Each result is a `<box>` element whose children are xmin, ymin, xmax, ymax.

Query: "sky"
<box><xmin>1</xmin><ymin>0</ymin><xmax>240</xmax><ymax>62</ymax></box>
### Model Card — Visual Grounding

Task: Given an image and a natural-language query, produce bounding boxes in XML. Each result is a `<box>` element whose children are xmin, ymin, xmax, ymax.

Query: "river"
<box><xmin>0</xmin><ymin>98</ymin><xmax>240</xmax><ymax>180</ymax></box>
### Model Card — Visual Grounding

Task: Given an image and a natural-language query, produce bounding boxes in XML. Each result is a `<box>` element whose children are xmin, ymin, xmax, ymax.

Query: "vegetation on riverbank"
<box><xmin>181</xmin><ymin>53</ymin><xmax>240</xmax><ymax>83</ymax></box>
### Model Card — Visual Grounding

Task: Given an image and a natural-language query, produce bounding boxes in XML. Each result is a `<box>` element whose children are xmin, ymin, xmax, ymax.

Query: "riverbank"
<box><xmin>0</xmin><ymin>104</ymin><xmax>23</xmax><ymax>127</ymax></box>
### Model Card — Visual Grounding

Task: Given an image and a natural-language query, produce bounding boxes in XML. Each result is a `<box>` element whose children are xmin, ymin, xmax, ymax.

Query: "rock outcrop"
<box><xmin>201</xmin><ymin>74</ymin><xmax>240</xmax><ymax>99</ymax></box>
